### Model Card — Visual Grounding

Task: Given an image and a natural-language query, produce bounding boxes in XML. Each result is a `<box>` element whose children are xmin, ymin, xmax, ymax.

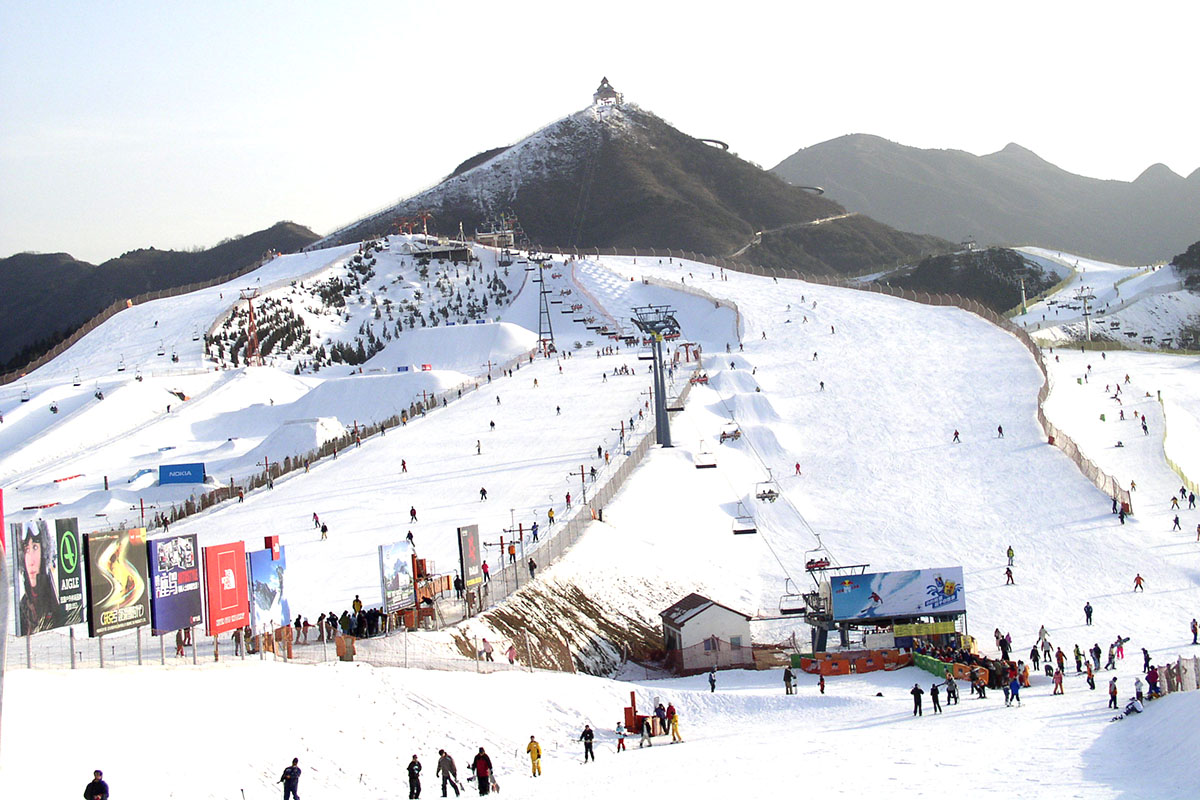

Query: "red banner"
<box><xmin>203</xmin><ymin>541</ymin><xmax>248</xmax><ymax>635</ymax></box>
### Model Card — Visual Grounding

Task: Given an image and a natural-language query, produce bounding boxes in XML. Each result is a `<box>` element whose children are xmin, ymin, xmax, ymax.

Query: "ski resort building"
<box><xmin>593</xmin><ymin>76</ymin><xmax>622</xmax><ymax>106</ymax></box>
<box><xmin>660</xmin><ymin>593</ymin><xmax>754</xmax><ymax>674</ymax></box>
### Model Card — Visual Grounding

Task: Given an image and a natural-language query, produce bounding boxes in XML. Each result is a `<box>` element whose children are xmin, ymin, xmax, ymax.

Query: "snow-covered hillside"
<box><xmin>3</xmin><ymin>245</ymin><xmax>1200</xmax><ymax>799</ymax></box>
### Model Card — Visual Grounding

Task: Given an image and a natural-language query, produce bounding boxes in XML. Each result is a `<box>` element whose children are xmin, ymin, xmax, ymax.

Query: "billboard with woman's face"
<box><xmin>9</xmin><ymin>518</ymin><xmax>84</xmax><ymax>636</ymax></box>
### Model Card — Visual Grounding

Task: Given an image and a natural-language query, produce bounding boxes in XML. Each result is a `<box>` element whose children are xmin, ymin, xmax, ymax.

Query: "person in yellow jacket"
<box><xmin>670</xmin><ymin>711</ymin><xmax>682</xmax><ymax>743</ymax></box>
<box><xmin>526</xmin><ymin>735</ymin><xmax>542</xmax><ymax>777</ymax></box>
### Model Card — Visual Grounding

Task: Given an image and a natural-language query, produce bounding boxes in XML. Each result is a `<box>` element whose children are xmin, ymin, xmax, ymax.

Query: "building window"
<box><xmin>704</xmin><ymin>637</ymin><xmax>718</xmax><ymax>652</ymax></box>
<box><xmin>730</xmin><ymin>636</ymin><xmax>742</xmax><ymax>650</ymax></box>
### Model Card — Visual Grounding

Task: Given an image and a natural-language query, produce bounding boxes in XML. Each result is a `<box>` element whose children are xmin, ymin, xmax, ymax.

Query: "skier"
<box><xmin>1006</xmin><ymin>545</ymin><xmax>1014</xmax><ymax>566</ymax></box>
<box><xmin>1086</xmin><ymin>662</ymin><xmax>1095</xmax><ymax>690</ymax></box>
<box><xmin>408</xmin><ymin>754</ymin><xmax>423</xmax><ymax>799</ymax></box>
<box><xmin>1108</xmin><ymin>677</ymin><xmax>1119</xmax><ymax>709</ymax></box>
<box><xmin>1133</xmin><ymin>573</ymin><xmax>1145</xmax><ymax>592</ymax></box>
<box><xmin>1084</xmin><ymin>601</ymin><xmax>1093</xmax><ymax>625</ymax></box>
<box><xmin>708</xmin><ymin>667</ymin><xmax>717</xmax><ymax>692</ymax></box>
<box><xmin>580</xmin><ymin>724</ymin><xmax>595</xmax><ymax>762</ymax></box>
<box><xmin>313</xmin><ymin>512</ymin><xmax>320</xmax><ymax>529</ymax></box>
<box><xmin>279</xmin><ymin>758</ymin><xmax>301</xmax><ymax>800</ymax></box>
<box><xmin>84</xmin><ymin>769</ymin><xmax>109</xmax><ymax>800</ymax></box>
<box><xmin>402</xmin><ymin>459</ymin><xmax>407</xmax><ymax>473</ymax></box>
<box><xmin>1005</xmin><ymin>567</ymin><xmax>1014</xmax><ymax>585</ymax></box>
<box><xmin>1009</xmin><ymin>676</ymin><xmax>1022</xmax><ymax>707</ymax></box>
<box><xmin>407</xmin><ymin>530</ymin><xmax>415</xmax><ymax>547</ymax></box>
<box><xmin>953</xmin><ymin>430</ymin><xmax>960</xmax><ymax>443</ymax></box>
<box><xmin>930</xmin><ymin>682</ymin><xmax>942</xmax><ymax>714</ymax></box>
<box><xmin>911</xmin><ymin>683</ymin><xmax>924</xmax><ymax>716</ymax></box>
<box><xmin>1052</xmin><ymin>669</ymin><xmax>1064</xmax><ymax>695</ymax></box>
<box><xmin>1074</xmin><ymin>644</ymin><xmax>1083</xmax><ymax>673</ymax></box>
<box><xmin>470</xmin><ymin>748</ymin><xmax>493</xmax><ymax>796</ymax></box>
<box><xmin>479</xmin><ymin>487</ymin><xmax>488</xmax><ymax>501</ymax></box>
<box><xmin>436</xmin><ymin>749</ymin><xmax>460</xmax><ymax>797</ymax></box>
<box><xmin>526</xmin><ymin>736</ymin><xmax>542</xmax><ymax>776</ymax></box>
<box><xmin>410</xmin><ymin>506</ymin><xmax>419</xmax><ymax>522</ymax></box>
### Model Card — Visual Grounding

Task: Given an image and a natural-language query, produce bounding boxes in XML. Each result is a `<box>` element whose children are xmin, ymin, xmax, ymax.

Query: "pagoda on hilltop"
<box><xmin>593</xmin><ymin>77</ymin><xmax>622</xmax><ymax>106</ymax></box>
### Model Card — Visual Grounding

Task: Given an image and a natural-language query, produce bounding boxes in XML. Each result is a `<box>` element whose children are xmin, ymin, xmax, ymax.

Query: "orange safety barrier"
<box><xmin>821</xmin><ymin>659</ymin><xmax>851</xmax><ymax>676</ymax></box>
<box><xmin>951</xmin><ymin>663</ymin><xmax>972</xmax><ymax>681</ymax></box>
<box><xmin>854</xmin><ymin>657</ymin><xmax>881</xmax><ymax>674</ymax></box>
<box><xmin>799</xmin><ymin>657</ymin><xmax>819</xmax><ymax>674</ymax></box>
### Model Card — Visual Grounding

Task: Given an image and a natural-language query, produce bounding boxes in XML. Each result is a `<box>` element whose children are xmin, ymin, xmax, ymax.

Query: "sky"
<box><xmin>2</xmin><ymin>0</ymin><xmax>1198</xmax><ymax>264</ymax></box>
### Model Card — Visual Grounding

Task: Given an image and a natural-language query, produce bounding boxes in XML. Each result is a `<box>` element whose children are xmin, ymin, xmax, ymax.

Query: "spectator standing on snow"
<box><xmin>580</xmin><ymin>724</ymin><xmax>595</xmax><ymax>762</ymax></box>
<box><xmin>481</xmin><ymin>562</ymin><xmax>490</xmax><ymax>584</ymax></box>
<box><xmin>639</xmin><ymin>716</ymin><xmax>653</xmax><ymax>748</ymax></box>
<box><xmin>84</xmin><ymin>770</ymin><xmax>109</xmax><ymax>800</ymax></box>
<box><xmin>1108</xmin><ymin>677</ymin><xmax>1119</xmax><ymax>709</ymax></box>
<box><xmin>616</xmin><ymin>722</ymin><xmax>626</xmax><ymax>752</ymax></box>
<box><xmin>1143</xmin><ymin>648</ymin><xmax>1152</xmax><ymax>671</ymax></box>
<box><xmin>407</xmin><ymin>755</ymin><xmax>422</xmax><ymax>799</ymax></box>
<box><xmin>526</xmin><ymin>736</ymin><xmax>542</xmax><ymax>777</ymax></box>
<box><xmin>480</xmin><ymin>487</ymin><xmax>488</xmax><ymax>501</ymax></box>
<box><xmin>1084</xmin><ymin>601</ymin><xmax>1093</xmax><ymax>625</ymax></box>
<box><xmin>709</xmin><ymin>667</ymin><xmax>717</xmax><ymax>692</ymax></box>
<box><xmin>953</xmin><ymin>430</ymin><xmax>960</xmax><ymax>443</ymax></box>
<box><xmin>1007</xmin><ymin>545</ymin><xmax>1014</xmax><ymax>566</ymax></box>
<box><xmin>279</xmin><ymin>759</ymin><xmax>301</xmax><ymax>800</ymax></box>
<box><xmin>1005</xmin><ymin>567</ymin><xmax>1014</xmax><ymax>585</ymax></box>
<box><xmin>1192</xmin><ymin>618</ymin><xmax>1198</xmax><ymax>645</ymax></box>
<box><xmin>1010</xmin><ymin>676</ymin><xmax>1022</xmax><ymax>706</ymax></box>
<box><xmin>1086</xmin><ymin>662</ymin><xmax>1095</xmax><ymax>690</ymax></box>
<box><xmin>911</xmin><ymin>683</ymin><xmax>924</xmax><ymax>716</ymax></box>
<box><xmin>320</xmin><ymin>523</ymin><xmax>328</xmax><ymax>540</ymax></box>
<box><xmin>454</xmin><ymin>574</ymin><xmax>464</xmax><ymax>599</ymax></box>
<box><xmin>819</xmin><ymin>673</ymin><xmax>826</xmax><ymax>694</ymax></box>
<box><xmin>528</xmin><ymin>558</ymin><xmax>537</xmax><ymax>579</ymax></box>
<box><xmin>1030</xmin><ymin>646</ymin><xmax>1040</xmax><ymax>670</ymax></box>
<box><xmin>930</xmin><ymin>682</ymin><xmax>942</xmax><ymax>714</ymax></box>
<box><xmin>784</xmin><ymin>666</ymin><xmax>795</xmax><ymax>695</ymax></box>
<box><xmin>437</xmin><ymin>750</ymin><xmax>460</xmax><ymax>797</ymax></box>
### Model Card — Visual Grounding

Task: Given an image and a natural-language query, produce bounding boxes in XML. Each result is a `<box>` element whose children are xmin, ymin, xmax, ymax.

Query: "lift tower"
<box><xmin>530</xmin><ymin>254</ymin><xmax>556</xmax><ymax>356</ymax></box>
<box><xmin>239</xmin><ymin>288</ymin><xmax>262</xmax><ymax>366</ymax></box>
<box><xmin>631</xmin><ymin>304</ymin><xmax>681</xmax><ymax>447</ymax></box>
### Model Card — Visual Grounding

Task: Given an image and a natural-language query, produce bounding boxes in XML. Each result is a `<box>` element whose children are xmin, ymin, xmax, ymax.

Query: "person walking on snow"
<box><xmin>953</xmin><ymin>430</ymin><xmax>960</xmax><ymax>443</ymax></box>
<box><xmin>1084</xmin><ymin>601</ymin><xmax>1093</xmax><ymax>625</ymax></box>
<box><xmin>1030</xmin><ymin>646</ymin><xmax>1040</xmax><ymax>670</ymax></box>
<box><xmin>526</xmin><ymin>736</ymin><xmax>542</xmax><ymax>776</ymax></box>
<box><xmin>279</xmin><ymin>758</ymin><xmax>301</xmax><ymax>800</ymax></box>
<box><xmin>795</xmin><ymin>462</ymin><xmax>802</xmax><ymax>475</ymax></box>
<box><xmin>408</xmin><ymin>755</ymin><xmax>423</xmax><ymax>799</ymax></box>
<box><xmin>1010</xmin><ymin>676</ymin><xmax>1022</xmax><ymax>706</ymax></box>
<box><xmin>997</xmin><ymin>425</ymin><xmax>1004</xmax><ymax>438</ymax></box>
<box><xmin>1007</xmin><ymin>546</ymin><xmax>1014</xmax><ymax>566</ymax></box>
<box><xmin>1173</xmin><ymin>515</ymin><xmax>1181</xmax><ymax>531</ymax></box>
<box><xmin>616</xmin><ymin>722</ymin><xmax>626</xmax><ymax>752</ymax></box>
<box><xmin>547</xmin><ymin>508</ymin><xmax>555</xmax><ymax>526</ymax></box>
<box><xmin>580</xmin><ymin>725</ymin><xmax>595</xmax><ymax>762</ymax></box>
<box><xmin>1171</xmin><ymin>496</ymin><xmax>1180</xmax><ymax>509</ymax></box>
<box><xmin>784</xmin><ymin>666</ymin><xmax>795</xmax><ymax>695</ymax></box>
<box><xmin>819</xmin><ymin>673</ymin><xmax>826</xmax><ymax>694</ymax></box>
<box><xmin>1133</xmin><ymin>573</ymin><xmax>1145</xmax><ymax>592</ymax></box>
<box><xmin>470</xmin><ymin>748</ymin><xmax>493</xmax><ymax>796</ymax></box>
<box><xmin>320</xmin><ymin>523</ymin><xmax>328</xmax><ymax>540</ymax></box>
<box><xmin>1191</xmin><ymin>618</ymin><xmax>1198</xmax><ymax>645</ymax></box>
<box><xmin>670</xmin><ymin>709</ymin><xmax>682</xmax><ymax>742</ymax></box>
<box><xmin>639</xmin><ymin>716</ymin><xmax>653</xmax><ymax>748</ymax></box>
<box><xmin>84</xmin><ymin>769</ymin><xmax>110</xmax><ymax>800</ymax></box>
<box><xmin>911</xmin><ymin>683</ymin><xmax>924</xmax><ymax>716</ymax></box>
<box><xmin>1005</xmin><ymin>567</ymin><xmax>1014</xmax><ymax>585</ymax></box>
<box><xmin>479</xmin><ymin>487</ymin><xmax>487</xmax><ymax>501</ymax></box>
<box><xmin>1108</xmin><ymin>677</ymin><xmax>1119</xmax><ymax>709</ymax></box>
<box><xmin>436</xmin><ymin>750</ymin><xmax>460</xmax><ymax>798</ymax></box>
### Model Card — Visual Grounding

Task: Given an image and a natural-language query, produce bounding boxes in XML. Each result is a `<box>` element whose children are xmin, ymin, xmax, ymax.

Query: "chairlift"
<box><xmin>694</xmin><ymin>441</ymin><xmax>717</xmax><ymax>469</ymax></box>
<box><xmin>192</xmin><ymin>327</ymin><xmax>201</xmax><ymax>342</ymax></box>
<box><xmin>20</xmin><ymin>385</ymin><xmax>31</xmax><ymax>402</ymax></box>
<box><xmin>117</xmin><ymin>356</ymin><xmax>127</xmax><ymax>372</ymax></box>
<box><xmin>755</xmin><ymin>480</ymin><xmax>779</xmax><ymax>503</ymax></box>
<box><xmin>689</xmin><ymin>371</ymin><xmax>709</xmax><ymax>385</ymax></box>
<box><xmin>73</xmin><ymin>369</ymin><xmax>81</xmax><ymax>387</ymax></box>
<box><xmin>778</xmin><ymin>578</ymin><xmax>807</xmax><ymax>616</ymax></box>
<box><xmin>637</xmin><ymin>346</ymin><xmax>655</xmax><ymax>361</ymax></box>
<box><xmin>157</xmin><ymin>339</ymin><xmax>166</xmax><ymax>356</ymax></box>
<box><xmin>804</xmin><ymin>536</ymin><xmax>833</xmax><ymax>573</ymax></box>
<box><xmin>134</xmin><ymin>367</ymin><xmax>143</xmax><ymax>383</ymax></box>
<box><xmin>732</xmin><ymin>501</ymin><xmax>757</xmax><ymax>535</ymax></box>
<box><xmin>719</xmin><ymin>425</ymin><xmax>742</xmax><ymax>443</ymax></box>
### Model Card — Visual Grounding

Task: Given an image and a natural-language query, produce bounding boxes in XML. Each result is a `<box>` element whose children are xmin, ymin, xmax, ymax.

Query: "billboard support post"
<box><xmin>70</xmin><ymin>628</ymin><xmax>76</xmax><ymax>669</ymax></box>
<box><xmin>136</xmin><ymin>626</ymin><xmax>143</xmax><ymax>666</ymax></box>
<box><xmin>159</xmin><ymin>633</ymin><xmax>165</xmax><ymax>665</ymax></box>
<box><xmin>192</xmin><ymin>626</ymin><xmax>198</xmax><ymax>665</ymax></box>
<box><xmin>98</xmin><ymin>634</ymin><xmax>104</xmax><ymax>668</ymax></box>
<box><xmin>25</xmin><ymin>636</ymin><xmax>31</xmax><ymax>669</ymax></box>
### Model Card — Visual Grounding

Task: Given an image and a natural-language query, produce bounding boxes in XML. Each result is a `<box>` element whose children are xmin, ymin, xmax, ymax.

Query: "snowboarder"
<box><xmin>911</xmin><ymin>683</ymin><xmax>924</xmax><ymax>716</ymax></box>
<box><xmin>470</xmin><ymin>748</ymin><xmax>493</xmax><ymax>796</ymax></box>
<box><xmin>84</xmin><ymin>769</ymin><xmax>109</xmax><ymax>800</ymax></box>
<box><xmin>408</xmin><ymin>755</ymin><xmax>423</xmax><ymax>799</ymax></box>
<box><xmin>953</xmin><ymin>430</ymin><xmax>960</xmax><ymax>443</ymax></box>
<box><xmin>1084</xmin><ymin>601</ymin><xmax>1093</xmax><ymax>625</ymax></box>
<box><xmin>708</xmin><ymin>667</ymin><xmax>717</xmax><ymax>692</ymax></box>
<box><xmin>580</xmin><ymin>724</ymin><xmax>595</xmax><ymax>762</ymax></box>
<box><xmin>1006</xmin><ymin>545</ymin><xmax>1014</xmax><ymax>566</ymax></box>
<box><xmin>279</xmin><ymin>758</ymin><xmax>301</xmax><ymax>800</ymax></box>
<box><xmin>526</xmin><ymin>736</ymin><xmax>542</xmax><ymax>776</ymax></box>
<box><xmin>1005</xmin><ymin>567</ymin><xmax>1014</xmax><ymax>585</ymax></box>
<box><xmin>1133</xmin><ymin>573</ymin><xmax>1145</xmax><ymax>592</ymax></box>
<box><xmin>437</xmin><ymin>749</ymin><xmax>460</xmax><ymax>797</ymax></box>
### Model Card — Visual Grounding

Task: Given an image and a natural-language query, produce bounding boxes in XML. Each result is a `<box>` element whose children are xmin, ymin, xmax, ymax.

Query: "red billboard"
<box><xmin>203</xmin><ymin>541</ymin><xmax>248</xmax><ymax>635</ymax></box>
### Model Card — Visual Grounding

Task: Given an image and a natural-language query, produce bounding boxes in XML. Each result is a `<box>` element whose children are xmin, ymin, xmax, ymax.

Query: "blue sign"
<box><xmin>247</xmin><ymin>547</ymin><xmax>290</xmax><ymax>630</ymax></box>
<box><xmin>830</xmin><ymin>567</ymin><xmax>966</xmax><ymax>621</ymax></box>
<box><xmin>159</xmin><ymin>463</ymin><xmax>205</xmax><ymax>485</ymax></box>
<box><xmin>147</xmin><ymin>534</ymin><xmax>203</xmax><ymax>631</ymax></box>
<box><xmin>396</xmin><ymin>366</ymin><xmax>410</xmax><ymax>373</ymax></box>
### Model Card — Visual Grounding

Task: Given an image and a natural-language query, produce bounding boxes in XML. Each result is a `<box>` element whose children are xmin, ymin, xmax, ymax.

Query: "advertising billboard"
<box><xmin>83</xmin><ymin>528</ymin><xmax>151</xmax><ymax>637</ymax></box>
<box><xmin>159</xmin><ymin>463</ymin><xmax>206</xmax><ymax>485</ymax></box>
<box><xmin>457</xmin><ymin>524</ymin><xmax>482</xmax><ymax>590</ymax></box>
<box><xmin>830</xmin><ymin>567</ymin><xmax>966</xmax><ymax>621</ymax></box>
<box><xmin>10</xmin><ymin>518</ymin><xmax>85</xmax><ymax>636</ymax></box>
<box><xmin>147</xmin><ymin>534</ymin><xmax>203</xmax><ymax>632</ymax></box>
<box><xmin>247</xmin><ymin>546</ymin><xmax>289</xmax><ymax>630</ymax></box>
<box><xmin>203</xmin><ymin>541</ymin><xmax>248</xmax><ymax>635</ymax></box>
<box><xmin>378</xmin><ymin>540</ymin><xmax>414</xmax><ymax>612</ymax></box>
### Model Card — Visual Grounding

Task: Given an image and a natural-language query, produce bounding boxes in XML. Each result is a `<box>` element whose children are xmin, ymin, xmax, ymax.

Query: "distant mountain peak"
<box><xmin>1134</xmin><ymin>162</ymin><xmax>1183</xmax><ymax>184</ymax></box>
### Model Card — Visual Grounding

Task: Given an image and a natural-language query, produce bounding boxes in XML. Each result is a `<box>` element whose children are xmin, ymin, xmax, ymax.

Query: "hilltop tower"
<box><xmin>593</xmin><ymin>77</ymin><xmax>622</xmax><ymax>106</ymax></box>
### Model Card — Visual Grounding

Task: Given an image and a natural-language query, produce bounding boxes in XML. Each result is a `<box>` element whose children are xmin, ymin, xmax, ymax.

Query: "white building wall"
<box><xmin>677</xmin><ymin>605</ymin><xmax>751</xmax><ymax>649</ymax></box>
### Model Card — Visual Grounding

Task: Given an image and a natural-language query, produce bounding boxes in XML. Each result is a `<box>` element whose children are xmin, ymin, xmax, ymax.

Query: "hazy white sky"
<box><xmin>2</xmin><ymin>0</ymin><xmax>1197</xmax><ymax>264</ymax></box>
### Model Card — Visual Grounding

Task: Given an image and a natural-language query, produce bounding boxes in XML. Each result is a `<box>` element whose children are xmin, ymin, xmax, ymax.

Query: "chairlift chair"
<box><xmin>157</xmin><ymin>339</ymin><xmax>166</xmax><ymax>356</ymax></box>
<box><xmin>637</xmin><ymin>346</ymin><xmax>655</xmax><ymax>361</ymax></box>
<box><xmin>755</xmin><ymin>481</ymin><xmax>779</xmax><ymax>502</ymax></box>
<box><xmin>192</xmin><ymin>327</ymin><xmax>201</xmax><ymax>341</ymax></box>
<box><xmin>117</xmin><ymin>356</ymin><xmax>127</xmax><ymax>372</ymax></box>
<box><xmin>732</xmin><ymin>501</ymin><xmax>757</xmax><ymax>535</ymax></box>
<box><xmin>20</xmin><ymin>385</ymin><xmax>31</xmax><ymax>402</ymax></box>
<box><xmin>694</xmin><ymin>441</ymin><xmax>717</xmax><ymax>469</ymax></box>
<box><xmin>778</xmin><ymin>578</ymin><xmax>806</xmax><ymax>616</ymax></box>
<box><xmin>719</xmin><ymin>426</ymin><xmax>741</xmax><ymax>443</ymax></box>
<box><xmin>73</xmin><ymin>370</ymin><xmax>81</xmax><ymax>387</ymax></box>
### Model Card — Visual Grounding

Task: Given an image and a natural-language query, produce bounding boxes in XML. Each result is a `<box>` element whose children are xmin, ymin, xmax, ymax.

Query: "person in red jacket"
<box><xmin>471</xmin><ymin>748</ymin><xmax>494</xmax><ymax>796</ymax></box>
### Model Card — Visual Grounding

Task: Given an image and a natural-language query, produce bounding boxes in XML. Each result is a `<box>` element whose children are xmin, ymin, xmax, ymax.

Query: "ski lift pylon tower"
<box><xmin>240</xmin><ymin>288</ymin><xmax>262</xmax><ymax>366</ymax></box>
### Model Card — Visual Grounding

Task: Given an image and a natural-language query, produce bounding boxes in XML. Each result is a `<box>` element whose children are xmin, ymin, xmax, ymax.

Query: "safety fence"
<box><xmin>1157</xmin><ymin>655</ymin><xmax>1200</xmax><ymax>694</ymax></box>
<box><xmin>536</xmin><ymin>246</ymin><xmax>1133</xmax><ymax>513</ymax></box>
